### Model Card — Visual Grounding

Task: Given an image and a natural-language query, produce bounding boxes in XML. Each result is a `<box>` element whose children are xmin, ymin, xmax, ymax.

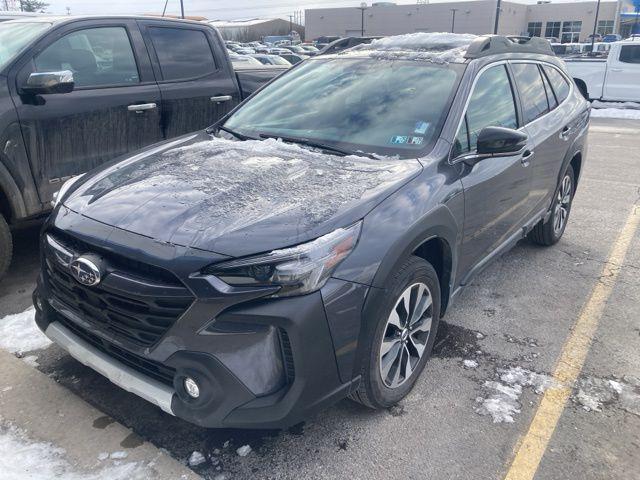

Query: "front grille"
<box><xmin>44</xmin><ymin>231</ymin><xmax>194</xmax><ymax>347</ymax></box>
<box><xmin>56</xmin><ymin>313</ymin><xmax>176</xmax><ymax>387</ymax></box>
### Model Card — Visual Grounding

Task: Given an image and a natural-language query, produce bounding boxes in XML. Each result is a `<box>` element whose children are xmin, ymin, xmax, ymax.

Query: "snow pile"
<box><xmin>0</xmin><ymin>423</ymin><xmax>151</xmax><ymax>480</ymax></box>
<box><xmin>236</xmin><ymin>445</ymin><xmax>252</xmax><ymax>457</ymax></box>
<box><xmin>573</xmin><ymin>376</ymin><xmax>640</xmax><ymax>415</ymax></box>
<box><xmin>346</xmin><ymin>32</ymin><xmax>477</xmax><ymax>63</ymax></box>
<box><xmin>0</xmin><ymin>307</ymin><xmax>51</xmax><ymax>355</ymax></box>
<box><xmin>463</xmin><ymin>359</ymin><xmax>479</xmax><ymax>369</ymax></box>
<box><xmin>475</xmin><ymin>366</ymin><xmax>556</xmax><ymax>423</ymax></box>
<box><xmin>591</xmin><ymin>100</ymin><xmax>640</xmax><ymax>119</ymax></box>
<box><xmin>187</xmin><ymin>451</ymin><xmax>206</xmax><ymax>467</ymax></box>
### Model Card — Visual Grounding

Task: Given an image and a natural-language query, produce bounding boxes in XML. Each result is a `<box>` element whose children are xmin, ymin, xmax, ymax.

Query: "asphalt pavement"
<box><xmin>0</xmin><ymin>117</ymin><xmax>638</xmax><ymax>480</ymax></box>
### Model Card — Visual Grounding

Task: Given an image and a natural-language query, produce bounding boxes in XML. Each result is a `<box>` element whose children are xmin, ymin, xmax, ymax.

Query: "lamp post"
<box><xmin>357</xmin><ymin>2</ymin><xmax>368</xmax><ymax>37</ymax></box>
<box><xmin>590</xmin><ymin>0</ymin><xmax>602</xmax><ymax>55</ymax></box>
<box><xmin>180</xmin><ymin>0</ymin><xmax>184</xmax><ymax>19</ymax></box>
<box><xmin>450</xmin><ymin>8</ymin><xmax>458</xmax><ymax>33</ymax></box>
<box><xmin>493</xmin><ymin>0</ymin><xmax>502</xmax><ymax>34</ymax></box>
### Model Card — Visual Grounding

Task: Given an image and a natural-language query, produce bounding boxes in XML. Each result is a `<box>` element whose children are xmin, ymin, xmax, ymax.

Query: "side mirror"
<box><xmin>20</xmin><ymin>71</ymin><xmax>74</xmax><ymax>95</ymax></box>
<box><xmin>476</xmin><ymin>126</ymin><xmax>528</xmax><ymax>155</ymax></box>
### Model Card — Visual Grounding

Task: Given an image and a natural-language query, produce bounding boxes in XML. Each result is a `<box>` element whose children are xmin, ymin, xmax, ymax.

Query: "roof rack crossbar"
<box><xmin>464</xmin><ymin>35</ymin><xmax>554</xmax><ymax>59</ymax></box>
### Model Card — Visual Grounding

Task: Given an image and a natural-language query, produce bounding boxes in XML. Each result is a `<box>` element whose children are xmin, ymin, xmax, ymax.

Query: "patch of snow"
<box><xmin>236</xmin><ymin>445</ymin><xmax>252</xmax><ymax>457</ymax></box>
<box><xmin>592</xmin><ymin>100</ymin><xmax>640</xmax><ymax>110</ymax></box>
<box><xmin>187</xmin><ymin>451</ymin><xmax>206</xmax><ymax>467</ymax></box>
<box><xmin>0</xmin><ymin>308</ymin><xmax>52</xmax><ymax>355</ymax></box>
<box><xmin>475</xmin><ymin>366</ymin><xmax>556</xmax><ymax>423</ymax></box>
<box><xmin>109</xmin><ymin>451</ymin><xmax>128</xmax><ymax>460</ymax></box>
<box><xmin>463</xmin><ymin>359</ymin><xmax>479</xmax><ymax>369</ymax></box>
<box><xmin>590</xmin><ymin>108</ymin><xmax>640</xmax><ymax>120</ymax></box>
<box><xmin>0</xmin><ymin>423</ymin><xmax>151</xmax><ymax>479</ymax></box>
<box><xmin>22</xmin><ymin>355</ymin><xmax>39</xmax><ymax>368</ymax></box>
<box><xmin>1</xmin><ymin>386</ymin><xmax>12</xmax><ymax>392</ymax></box>
<box><xmin>97</xmin><ymin>452</ymin><xmax>109</xmax><ymax>461</ymax></box>
<box><xmin>573</xmin><ymin>376</ymin><xmax>640</xmax><ymax>415</ymax></box>
<box><xmin>346</xmin><ymin>32</ymin><xmax>477</xmax><ymax>64</ymax></box>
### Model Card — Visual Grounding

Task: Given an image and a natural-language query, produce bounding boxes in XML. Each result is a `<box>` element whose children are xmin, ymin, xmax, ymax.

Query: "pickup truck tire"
<box><xmin>0</xmin><ymin>214</ymin><xmax>12</xmax><ymax>280</ymax></box>
<box><xmin>350</xmin><ymin>256</ymin><xmax>441</xmax><ymax>409</ymax></box>
<box><xmin>529</xmin><ymin>164</ymin><xmax>575</xmax><ymax>246</ymax></box>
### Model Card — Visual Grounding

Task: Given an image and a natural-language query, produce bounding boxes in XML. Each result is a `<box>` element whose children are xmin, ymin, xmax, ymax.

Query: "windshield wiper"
<box><xmin>259</xmin><ymin>133</ymin><xmax>377</xmax><ymax>159</ymax></box>
<box><xmin>215</xmin><ymin>125</ymin><xmax>256</xmax><ymax>141</ymax></box>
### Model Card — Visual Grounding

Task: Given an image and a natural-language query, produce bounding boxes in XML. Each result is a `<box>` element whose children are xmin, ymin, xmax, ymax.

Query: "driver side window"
<box><xmin>34</xmin><ymin>27</ymin><xmax>140</xmax><ymax>88</ymax></box>
<box><xmin>453</xmin><ymin>65</ymin><xmax>518</xmax><ymax>157</ymax></box>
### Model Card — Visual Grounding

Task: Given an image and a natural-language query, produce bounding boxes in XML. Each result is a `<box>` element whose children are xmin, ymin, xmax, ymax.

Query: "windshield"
<box><xmin>271</xmin><ymin>56</ymin><xmax>291</xmax><ymax>65</ymax></box>
<box><xmin>0</xmin><ymin>22</ymin><xmax>51</xmax><ymax>71</ymax></box>
<box><xmin>224</xmin><ymin>57</ymin><xmax>463</xmax><ymax>158</ymax></box>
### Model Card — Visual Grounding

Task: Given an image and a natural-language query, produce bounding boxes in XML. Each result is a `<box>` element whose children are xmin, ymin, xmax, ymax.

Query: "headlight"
<box><xmin>52</xmin><ymin>174</ymin><xmax>85</xmax><ymax>208</ymax></box>
<box><xmin>204</xmin><ymin>222</ymin><xmax>362</xmax><ymax>297</ymax></box>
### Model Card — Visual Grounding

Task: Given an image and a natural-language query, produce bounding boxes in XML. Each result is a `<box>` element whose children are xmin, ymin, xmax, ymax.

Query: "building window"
<box><xmin>597</xmin><ymin>20</ymin><xmax>614</xmax><ymax>36</ymax></box>
<box><xmin>545</xmin><ymin>21</ymin><xmax>561</xmax><ymax>39</ymax></box>
<box><xmin>561</xmin><ymin>21</ymin><xmax>582</xmax><ymax>43</ymax></box>
<box><xmin>527</xmin><ymin>22</ymin><xmax>542</xmax><ymax>37</ymax></box>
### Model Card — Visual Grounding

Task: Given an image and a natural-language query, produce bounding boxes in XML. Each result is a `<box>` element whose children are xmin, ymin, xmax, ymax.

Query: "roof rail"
<box><xmin>464</xmin><ymin>35</ymin><xmax>554</xmax><ymax>59</ymax></box>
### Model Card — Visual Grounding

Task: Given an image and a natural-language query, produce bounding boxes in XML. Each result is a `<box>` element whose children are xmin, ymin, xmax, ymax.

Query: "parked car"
<box><xmin>586</xmin><ymin>33</ymin><xmax>602</xmax><ymax>42</ymax></box>
<box><xmin>283</xmin><ymin>45</ymin><xmax>309</xmax><ymax>55</ymax></box>
<box><xmin>250</xmin><ymin>54</ymin><xmax>292</xmax><ymax>66</ymax></box>
<box><xmin>228</xmin><ymin>53</ymin><xmax>263</xmax><ymax>67</ymax></box>
<box><xmin>300</xmin><ymin>45</ymin><xmax>320</xmax><ymax>55</ymax></box>
<box><xmin>35</xmin><ymin>34</ymin><xmax>588</xmax><ymax>429</ymax></box>
<box><xmin>566</xmin><ymin>40</ymin><xmax>640</xmax><ymax>101</ymax></box>
<box><xmin>234</xmin><ymin>47</ymin><xmax>256</xmax><ymax>55</ymax></box>
<box><xmin>0</xmin><ymin>11</ymin><xmax>41</xmax><ymax>22</ymax></box>
<box><xmin>317</xmin><ymin>36</ymin><xmax>381</xmax><ymax>55</ymax></box>
<box><xmin>603</xmin><ymin>34</ymin><xmax>622</xmax><ymax>43</ymax></box>
<box><xmin>0</xmin><ymin>16</ymin><xmax>283</xmax><ymax>279</ymax></box>
<box><xmin>279</xmin><ymin>53</ymin><xmax>308</xmax><ymax>65</ymax></box>
<box><xmin>266</xmin><ymin>47</ymin><xmax>291</xmax><ymax>56</ymax></box>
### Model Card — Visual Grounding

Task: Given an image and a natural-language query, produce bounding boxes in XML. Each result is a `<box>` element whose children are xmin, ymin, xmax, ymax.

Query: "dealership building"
<box><xmin>305</xmin><ymin>0</ymin><xmax>638</xmax><ymax>42</ymax></box>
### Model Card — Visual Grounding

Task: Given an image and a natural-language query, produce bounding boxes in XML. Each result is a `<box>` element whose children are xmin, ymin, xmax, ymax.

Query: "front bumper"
<box><xmin>35</xmin><ymin>211</ymin><xmax>368</xmax><ymax>428</ymax></box>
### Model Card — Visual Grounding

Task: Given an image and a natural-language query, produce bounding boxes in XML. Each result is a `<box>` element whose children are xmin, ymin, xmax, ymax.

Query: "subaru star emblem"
<box><xmin>70</xmin><ymin>257</ymin><xmax>102</xmax><ymax>286</ymax></box>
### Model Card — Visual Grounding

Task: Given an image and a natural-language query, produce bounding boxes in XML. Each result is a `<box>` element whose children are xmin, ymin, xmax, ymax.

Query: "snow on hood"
<box><xmin>346</xmin><ymin>32</ymin><xmax>478</xmax><ymax>64</ymax></box>
<box><xmin>64</xmin><ymin>133</ymin><xmax>421</xmax><ymax>256</ymax></box>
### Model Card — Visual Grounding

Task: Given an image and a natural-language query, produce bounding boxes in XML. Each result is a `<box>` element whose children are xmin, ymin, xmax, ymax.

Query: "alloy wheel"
<box><xmin>379</xmin><ymin>282</ymin><xmax>433</xmax><ymax>388</ymax></box>
<box><xmin>553</xmin><ymin>174</ymin><xmax>572</xmax><ymax>234</ymax></box>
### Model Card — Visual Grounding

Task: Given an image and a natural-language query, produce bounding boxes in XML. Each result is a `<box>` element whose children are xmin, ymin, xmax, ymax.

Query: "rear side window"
<box><xmin>540</xmin><ymin>68</ymin><xmax>558</xmax><ymax>110</ymax></box>
<box><xmin>511</xmin><ymin>63</ymin><xmax>550</xmax><ymax>124</ymax></box>
<box><xmin>454</xmin><ymin>65</ymin><xmax>518</xmax><ymax>155</ymax></box>
<box><xmin>148</xmin><ymin>27</ymin><xmax>216</xmax><ymax>81</ymax></box>
<box><xmin>542</xmin><ymin>65</ymin><xmax>570</xmax><ymax>104</ymax></box>
<box><xmin>619</xmin><ymin>45</ymin><xmax>640</xmax><ymax>64</ymax></box>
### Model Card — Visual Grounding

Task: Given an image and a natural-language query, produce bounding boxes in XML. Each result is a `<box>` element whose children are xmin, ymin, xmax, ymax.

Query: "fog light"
<box><xmin>184</xmin><ymin>377</ymin><xmax>200</xmax><ymax>399</ymax></box>
<box><xmin>35</xmin><ymin>297</ymin><xmax>43</xmax><ymax>310</ymax></box>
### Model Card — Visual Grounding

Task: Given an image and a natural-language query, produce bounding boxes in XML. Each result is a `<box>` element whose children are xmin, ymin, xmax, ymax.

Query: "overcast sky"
<box><xmin>33</xmin><ymin>0</ymin><xmax>592</xmax><ymax>21</ymax></box>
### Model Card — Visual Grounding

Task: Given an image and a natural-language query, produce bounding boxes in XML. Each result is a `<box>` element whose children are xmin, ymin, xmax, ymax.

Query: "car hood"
<box><xmin>64</xmin><ymin>132</ymin><xmax>422</xmax><ymax>257</ymax></box>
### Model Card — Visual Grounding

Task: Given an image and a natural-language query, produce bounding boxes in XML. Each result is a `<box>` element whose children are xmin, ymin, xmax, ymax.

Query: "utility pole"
<box><xmin>289</xmin><ymin>14</ymin><xmax>294</xmax><ymax>34</ymax></box>
<box><xmin>493</xmin><ymin>0</ymin><xmax>502</xmax><ymax>34</ymax></box>
<box><xmin>590</xmin><ymin>0</ymin><xmax>602</xmax><ymax>54</ymax></box>
<box><xmin>180</xmin><ymin>0</ymin><xmax>184</xmax><ymax>19</ymax></box>
<box><xmin>450</xmin><ymin>8</ymin><xmax>458</xmax><ymax>33</ymax></box>
<box><xmin>357</xmin><ymin>2</ymin><xmax>368</xmax><ymax>37</ymax></box>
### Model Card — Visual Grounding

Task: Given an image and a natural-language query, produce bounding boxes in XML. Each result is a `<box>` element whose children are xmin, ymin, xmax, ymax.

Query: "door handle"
<box><xmin>210</xmin><ymin>95</ymin><xmax>232</xmax><ymax>103</ymax></box>
<box><xmin>609</xmin><ymin>68</ymin><xmax>623</xmax><ymax>72</ymax></box>
<box><xmin>127</xmin><ymin>103</ymin><xmax>157</xmax><ymax>113</ymax></box>
<box><xmin>560</xmin><ymin>125</ymin><xmax>572</xmax><ymax>140</ymax></box>
<box><xmin>521</xmin><ymin>149</ymin><xmax>533</xmax><ymax>166</ymax></box>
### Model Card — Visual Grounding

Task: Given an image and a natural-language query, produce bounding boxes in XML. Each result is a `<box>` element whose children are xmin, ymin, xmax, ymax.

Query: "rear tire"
<box><xmin>529</xmin><ymin>164</ymin><xmax>575</xmax><ymax>246</ymax></box>
<box><xmin>351</xmin><ymin>256</ymin><xmax>440</xmax><ymax>409</ymax></box>
<box><xmin>0</xmin><ymin>214</ymin><xmax>12</xmax><ymax>281</ymax></box>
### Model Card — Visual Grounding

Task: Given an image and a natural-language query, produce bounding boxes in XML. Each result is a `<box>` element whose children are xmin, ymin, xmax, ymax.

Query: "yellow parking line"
<box><xmin>503</xmin><ymin>205</ymin><xmax>640</xmax><ymax>480</ymax></box>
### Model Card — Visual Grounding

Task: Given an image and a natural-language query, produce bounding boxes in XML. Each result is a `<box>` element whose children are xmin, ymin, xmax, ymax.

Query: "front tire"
<box><xmin>351</xmin><ymin>256</ymin><xmax>441</xmax><ymax>409</ymax></box>
<box><xmin>0</xmin><ymin>214</ymin><xmax>12</xmax><ymax>281</ymax></box>
<box><xmin>529</xmin><ymin>164</ymin><xmax>575</xmax><ymax>246</ymax></box>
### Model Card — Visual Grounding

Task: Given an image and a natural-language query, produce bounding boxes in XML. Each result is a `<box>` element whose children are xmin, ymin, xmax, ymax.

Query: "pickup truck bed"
<box><xmin>565</xmin><ymin>41</ymin><xmax>640</xmax><ymax>102</ymax></box>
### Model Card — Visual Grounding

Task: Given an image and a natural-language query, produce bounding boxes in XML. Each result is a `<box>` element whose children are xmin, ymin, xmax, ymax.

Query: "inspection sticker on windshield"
<box><xmin>409</xmin><ymin>136</ymin><xmax>424</xmax><ymax>145</ymax></box>
<box><xmin>390</xmin><ymin>135</ymin><xmax>409</xmax><ymax>145</ymax></box>
<box><xmin>414</xmin><ymin>121</ymin><xmax>430</xmax><ymax>135</ymax></box>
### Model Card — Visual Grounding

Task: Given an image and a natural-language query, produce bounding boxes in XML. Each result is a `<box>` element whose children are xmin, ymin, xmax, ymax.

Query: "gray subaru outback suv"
<box><xmin>34</xmin><ymin>34</ymin><xmax>589</xmax><ymax>428</ymax></box>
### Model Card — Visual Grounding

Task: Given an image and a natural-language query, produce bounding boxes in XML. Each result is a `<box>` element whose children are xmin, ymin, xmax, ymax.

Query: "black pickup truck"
<box><xmin>0</xmin><ymin>16</ymin><xmax>285</xmax><ymax>278</ymax></box>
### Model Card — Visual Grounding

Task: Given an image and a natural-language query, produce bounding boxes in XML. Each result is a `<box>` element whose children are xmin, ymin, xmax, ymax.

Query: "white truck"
<box><xmin>565</xmin><ymin>40</ymin><xmax>640</xmax><ymax>102</ymax></box>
